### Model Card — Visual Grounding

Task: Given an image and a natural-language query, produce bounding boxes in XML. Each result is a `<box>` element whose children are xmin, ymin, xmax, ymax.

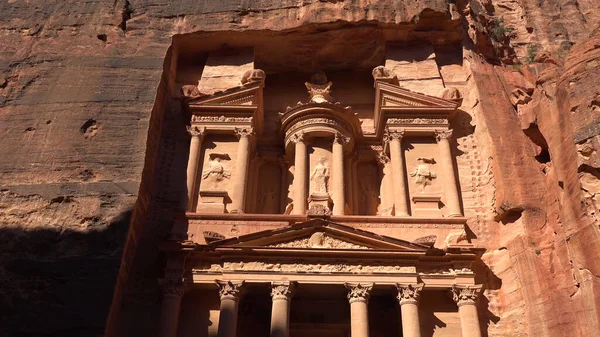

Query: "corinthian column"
<box><xmin>452</xmin><ymin>285</ymin><xmax>482</xmax><ymax>337</ymax></box>
<box><xmin>388</xmin><ymin>130</ymin><xmax>409</xmax><ymax>216</ymax></box>
<box><xmin>270</xmin><ymin>281</ymin><xmax>295</xmax><ymax>337</ymax></box>
<box><xmin>345</xmin><ymin>283</ymin><xmax>373</xmax><ymax>337</ymax></box>
<box><xmin>291</xmin><ymin>133</ymin><xmax>307</xmax><ymax>215</ymax></box>
<box><xmin>396</xmin><ymin>283</ymin><xmax>424</xmax><ymax>337</ymax></box>
<box><xmin>185</xmin><ymin>126</ymin><xmax>206</xmax><ymax>211</ymax></box>
<box><xmin>332</xmin><ymin>133</ymin><xmax>348</xmax><ymax>215</ymax></box>
<box><xmin>216</xmin><ymin>280</ymin><xmax>244</xmax><ymax>337</ymax></box>
<box><xmin>435</xmin><ymin>130</ymin><xmax>462</xmax><ymax>217</ymax></box>
<box><xmin>230</xmin><ymin>128</ymin><xmax>254</xmax><ymax>213</ymax></box>
<box><xmin>158</xmin><ymin>281</ymin><xmax>184</xmax><ymax>337</ymax></box>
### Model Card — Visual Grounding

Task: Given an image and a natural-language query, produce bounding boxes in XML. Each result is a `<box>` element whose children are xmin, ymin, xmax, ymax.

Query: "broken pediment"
<box><xmin>373</xmin><ymin>81</ymin><xmax>459</xmax><ymax>136</ymax></box>
<box><xmin>208</xmin><ymin>219</ymin><xmax>429</xmax><ymax>252</ymax></box>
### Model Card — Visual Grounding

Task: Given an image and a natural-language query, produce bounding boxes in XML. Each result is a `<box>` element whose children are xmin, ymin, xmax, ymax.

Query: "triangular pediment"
<box><xmin>187</xmin><ymin>81</ymin><xmax>262</xmax><ymax>108</ymax></box>
<box><xmin>209</xmin><ymin>219</ymin><xmax>429</xmax><ymax>252</ymax></box>
<box><xmin>375</xmin><ymin>81</ymin><xmax>458</xmax><ymax>109</ymax></box>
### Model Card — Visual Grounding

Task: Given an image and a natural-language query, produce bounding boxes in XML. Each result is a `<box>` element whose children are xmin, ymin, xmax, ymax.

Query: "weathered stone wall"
<box><xmin>0</xmin><ymin>0</ymin><xmax>599</xmax><ymax>336</ymax></box>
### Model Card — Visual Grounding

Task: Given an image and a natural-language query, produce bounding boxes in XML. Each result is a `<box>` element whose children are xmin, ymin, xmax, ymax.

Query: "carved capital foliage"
<box><xmin>396</xmin><ymin>283</ymin><xmax>424</xmax><ymax>305</ymax></box>
<box><xmin>345</xmin><ymin>283</ymin><xmax>373</xmax><ymax>303</ymax></box>
<box><xmin>234</xmin><ymin>127</ymin><xmax>254</xmax><ymax>139</ymax></box>
<box><xmin>290</xmin><ymin>132</ymin><xmax>305</xmax><ymax>144</ymax></box>
<box><xmin>216</xmin><ymin>280</ymin><xmax>244</xmax><ymax>301</ymax></box>
<box><xmin>271</xmin><ymin>281</ymin><xmax>296</xmax><ymax>301</ymax></box>
<box><xmin>384</xmin><ymin>128</ymin><xmax>404</xmax><ymax>142</ymax></box>
<box><xmin>452</xmin><ymin>285</ymin><xmax>482</xmax><ymax>307</ymax></box>
<box><xmin>435</xmin><ymin>129</ymin><xmax>453</xmax><ymax>142</ymax></box>
<box><xmin>160</xmin><ymin>280</ymin><xmax>184</xmax><ymax>297</ymax></box>
<box><xmin>376</xmin><ymin>151</ymin><xmax>390</xmax><ymax>165</ymax></box>
<box><xmin>333</xmin><ymin>132</ymin><xmax>350</xmax><ymax>145</ymax></box>
<box><xmin>187</xmin><ymin>125</ymin><xmax>206</xmax><ymax>138</ymax></box>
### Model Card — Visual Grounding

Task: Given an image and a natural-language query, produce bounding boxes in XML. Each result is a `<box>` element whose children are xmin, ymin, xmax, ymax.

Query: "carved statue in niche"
<box><xmin>305</xmin><ymin>72</ymin><xmax>335</xmax><ymax>103</ymax></box>
<box><xmin>202</xmin><ymin>153</ymin><xmax>231</xmax><ymax>190</ymax></box>
<box><xmin>410</xmin><ymin>157</ymin><xmax>437</xmax><ymax>192</ymax></box>
<box><xmin>310</xmin><ymin>157</ymin><xmax>330</xmax><ymax>194</ymax></box>
<box><xmin>359</xmin><ymin>172</ymin><xmax>379</xmax><ymax>215</ymax></box>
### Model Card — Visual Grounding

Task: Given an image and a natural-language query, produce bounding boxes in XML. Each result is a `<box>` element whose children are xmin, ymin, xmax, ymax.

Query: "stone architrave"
<box><xmin>396</xmin><ymin>283</ymin><xmax>424</xmax><ymax>337</ymax></box>
<box><xmin>452</xmin><ymin>285</ymin><xmax>483</xmax><ymax>337</ymax></box>
<box><xmin>158</xmin><ymin>280</ymin><xmax>184</xmax><ymax>337</ymax></box>
<box><xmin>291</xmin><ymin>133</ymin><xmax>308</xmax><ymax>215</ymax></box>
<box><xmin>387</xmin><ymin>129</ymin><xmax>409</xmax><ymax>216</ymax></box>
<box><xmin>216</xmin><ymin>280</ymin><xmax>244</xmax><ymax>337</ymax></box>
<box><xmin>270</xmin><ymin>281</ymin><xmax>295</xmax><ymax>337</ymax></box>
<box><xmin>345</xmin><ymin>283</ymin><xmax>373</xmax><ymax>337</ymax></box>
<box><xmin>230</xmin><ymin>127</ymin><xmax>254</xmax><ymax>213</ymax></box>
<box><xmin>185</xmin><ymin>126</ymin><xmax>206</xmax><ymax>211</ymax></box>
<box><xmin>435</xmin><ymin>130</ymin><xmax>462</xmax><ymax>216</ymax></box>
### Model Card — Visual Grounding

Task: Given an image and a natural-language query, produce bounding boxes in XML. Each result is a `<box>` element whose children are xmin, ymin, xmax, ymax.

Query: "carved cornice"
<box><xmin>435</xmin><ymin>130</ymin><xmax>453</xmax><ymax>142</ymax></box>
<box><xmin>187</xmin><ymin>125</ymin><xmax>206</xmax><ymax>138</ymax></box>
<box><xmin>271</xmin><ymin>281</ymin><xmax>296</xmax><ymax>301</ymax></box>
<box><xmin>345</xmin><ymin>283</ymin><xmax>373</xmax><ymax>303</ymax></box>
<box><xmin>216</xmin><ymin>280</ymin><xmax>244</xmax><ymax>301</ymax></box>
<box><xmin>452</xmin><ymin>284</ymin><xmax>482</xmax><ymax>307</ymax></box>
<box><xmin>396</xmin><ymin>283</ymin><xmax>424</xmax><ymax>305</ymax></box>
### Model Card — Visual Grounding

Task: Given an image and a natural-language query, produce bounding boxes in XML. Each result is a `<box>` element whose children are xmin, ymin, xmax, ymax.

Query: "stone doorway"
<box><xmin>289</xmin><ymin>284</ymin><xmax>350</xmax><ymax>337</ymax></box>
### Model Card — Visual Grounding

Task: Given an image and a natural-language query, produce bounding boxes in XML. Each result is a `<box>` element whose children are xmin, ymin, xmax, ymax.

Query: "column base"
<box><xmin>197</xmin><ymin>190</ymin><xmax>230</xmax><ymax>213</ymax></box>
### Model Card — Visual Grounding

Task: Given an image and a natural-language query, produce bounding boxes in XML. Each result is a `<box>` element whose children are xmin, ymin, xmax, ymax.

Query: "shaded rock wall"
<box><xmin>0</xmin><ymin>1</ymin><xmax>598</xmax><ymax>336</ymax></box>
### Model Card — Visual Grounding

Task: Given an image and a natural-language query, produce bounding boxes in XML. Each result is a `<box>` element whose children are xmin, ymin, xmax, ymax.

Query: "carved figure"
<box><xmin>444</xmin><ymin>229</ymin><xmax>468</xmax><ymax>247</ymax></box>
<box><xmin>359</xmin><ymin>179</ymin><xmax>378</xmax><ymax>215</ymax></box>
<box><xmin>372</xmin><ymin>66</ymin><xmax>399</xmax><ymax>85</ymax></box>
<box><xmin>410</xmin><ymin>157</ymin><xmax>437</xmax><ymax>192</ymax></box>
<box><xmin>201</xmin><ymin>154</ymin><xmax>231</xmax><ymax>190</ymax></box>
<box><xmin>241</xmin><ymin>69</ymin><xmax>266</xmax><ymax>85</ymax></box>
<box><xmin>310</xmin><ymin>157</ymin><xmax>330</xmax><ymax>194</ymax></box>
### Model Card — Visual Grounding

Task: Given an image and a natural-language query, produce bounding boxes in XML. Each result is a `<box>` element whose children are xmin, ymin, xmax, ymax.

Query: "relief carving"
<box><xmin>444</xmin><ymin>229</ymin><xmax>468</xmax><ymax>247</ymax></box>
<box><xmin>310</xmin><ymin>157</ymin><xmax>330</xmax><ymax>194</ymax></box>
<box><xmin>410</xmin><ymin>157</ymin><xmax>437</xmax><ymax>192</ymax></box>
<box><xmin>241</xmin><ymin>68</ymin><xmax>266</xmax><ymax>85</ymax></box>
<box><xmin>372</xmin><ymin>66</ymin><xmax>398</xmax><ymax>84</ymax></box>
<box><xmin>202</xmin><ymin>153</ymin><xmax>231</xmax><ymax>190</ymax></box>
<box><xmin>345</xmin><ymin>283</ymin><xmax>373</xmax><ymax>303</ymax></box>
<box><xmin>387</xmin><ymin>117</ymin><xmax>449</xmax><ymax>125</ymax></box>
<box><xmin>196</xmin><ymin>262</ymin><xmax>416</xmax><ymax>274</ymax></box>
<box><xmin>269</xmin><ymin>232</ymin><xmax>370</xmax><ymax>249</ymax></box>
<box><xmin>396</xmin><ymin>283</ymin><xmax>424</xmax><ymax>305</ymax></box>
<box><xmin>271</xmin><ymin>281</ymin><xmax>295</xmax><ymax>301</ymax></box>
<box><xmin>191</xmin><ymin>115</ymin><xmax>253</xmax><ymax>123</ymax></box>
<box><xmin>307</xmin><ymin>204</ymin><xmax>332</xmax><ymax>216</ymax></box>
<box><xmin>215</xmin><ymin>280</ymin><xmax>244</xmax><ymax>301</ymax></box>
<box><xmin>451</xmin><ymin>285</ymin><xmax>482</xmax><ymax>307</ymax></box>
<box><xmin>187</xmin><ymin>125</ymin><xmax>206</xmax><ymax>137</ymax></box>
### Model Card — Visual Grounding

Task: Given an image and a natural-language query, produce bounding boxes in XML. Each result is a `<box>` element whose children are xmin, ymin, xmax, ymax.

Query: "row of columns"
<box><xmin>387</xmin><ymin>129</ymin><xmax>462</xmax><ymax>217</ymax></box>
<box><xmin>290</xmin><ymin>132</ymin><xmax>347</xmax><ymax>216</ymax></box>
<box><xmin>185</xmin><ymin>126</ymin><xmax>254</xmax><ymax>213</ymax></box>
<box><xmin>158</xmin><ymin>281</ymin><xmax>482</xmax><ymax>337</ymax></box>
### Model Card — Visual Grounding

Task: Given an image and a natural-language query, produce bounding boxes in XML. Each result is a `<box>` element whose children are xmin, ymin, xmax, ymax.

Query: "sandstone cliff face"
<box><xmin>0</xmin><ymin>1</ymin><xmax>599</xmax><ymax>336</ymax></box>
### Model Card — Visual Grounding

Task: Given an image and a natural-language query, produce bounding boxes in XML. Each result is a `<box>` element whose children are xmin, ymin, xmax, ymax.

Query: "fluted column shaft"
<box><xmin>346</xmin><ymin>283</ymin><xmax>373</xmax><ymax>337</ymax></box>
<box><xmin>230</xmin><ymin>128</ymin><xmax>253</xmax><ymax>213</ymax></box>
<box><xmin>388</xmin><ymin>130</ymin><xmax>409</xmax><ymax>216</ymax></box>
<box><xmin>436</xmin><ymin>130</ymin><xmax>462</xmax><ymax>217</ymax></box>
<box><xmin>292</xmin><ymin>134</ymin><xmax>307</xmax><ymax>215</ymax></box>
<box><xmin>332</xmin><ymin>133</ymin><xmax>347</xmax><ymax>215</ymax></box>
<box><xmin>185</xmin><ymin>126</ymin><xmax>206</xmax><ymax>211</ymax></box>
<box><xmin>452</xmin><ymin>285</ymin><xmax>482</xmax><ymax>337</ymax></box>
<box><xmin>158</xmin><ymin>282</ymin><xmax>184</xmax><ymax>337</ymax></box>
<box><xmin>270</xmin><ymin>282</ymin><xmax>295</xmax><ymax>337</ymax></box>
<box><xmin>397</xmin><ymin>284</ymin><xmax>424</xmax><ymax>337</ymax></box>
<box><xmin>216</xmin><ymin>280</ymin><xmax>244</xmax><ymax>337</ymax></box>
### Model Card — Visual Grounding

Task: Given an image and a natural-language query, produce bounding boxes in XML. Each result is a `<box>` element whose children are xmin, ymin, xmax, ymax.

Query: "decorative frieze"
<box><xmin>387</xmin><ymin>117</ymin><xmax>449</xmax><ymax>125</ymax></box>
<box><xmin>396</xmin><ymin>283</ymin><xmax>424</xmax><ymax>305</ymax></box>
<box><xmin>191</xmin><ymin>115</ymin><xmax>253</xmax><ymax>123</ymax></box>
<box><xmin>452</xmin><ymin>285</ymin><xmax>482</xmax><ymax>307</ymax></box>
<box><xmin>345</xmin><ymin>283</ymin><xmax>373</xmax><ymax>303</ymax></box>
<box><xmin>268</xmin><ymin>232</ymin><xmax>369</xmax><ymax>249</ymax></box>
<box><xmin>194</xmin><ymin>262</ymin><xmax>416</xmax><ymax>274</ymax></box>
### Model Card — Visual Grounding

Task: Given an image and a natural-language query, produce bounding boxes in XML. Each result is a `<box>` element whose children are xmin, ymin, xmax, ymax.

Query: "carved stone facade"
<box><xmin>156</xmin><ymin>49</ymin><xmax>482</xmax><ymax>337</ymax></box>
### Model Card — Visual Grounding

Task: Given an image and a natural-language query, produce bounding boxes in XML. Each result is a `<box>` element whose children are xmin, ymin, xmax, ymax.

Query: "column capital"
<box><xmin>385</xmin><ymin>128</ymin><xmax>405</xmax><ymax>142</ymax></box>
<box><xmin>216</xmin><ymin>280</ymin><xmax>244</xmax><ymax>301</ymax></box>
<box><xmin>234</xmin><ymin>127</ymin><xmax>254</xmax><ymax>139</ymax></box>
<box><xmin>270</xmin><ymin>281</ymin><xmax>296</xmax><ymax>301</ymax></box>
<box><xmin>345</xmin><ymin>282</ymin><xmax>373</xmax><ymax>304</ymax></box>
<box><xmin>159</xmin><ymin>279</ymin><xmax>184</xmax><ymax>297</ymax></box>
<box><xmin>187</xmin><ymin>125</ymin><xmax>206</xmax><ymax>138</ymax></box>
<box><xmin>333</xmin><ymin>132</ymin><xmax>350</xmax><ymax>145</ymax></box>
<box><xmin>376</xmin><ymin>151</ymin><xmax>390</xmax><ymax>166</ymax></box>
<box><xmin>435</xmin><ymin>129</ymin><xmax>453</xmax><ymax>142</ymax></box>
<box><xmin>396</xmin><ymin>283</ymin><xmax>424</xmax><ymax>305</ymax></box>
<box><xmin>290</xmin><ymin>132</ymin><xmax>305</xmax><ymax>144</ymax></box>
<box><xmin>452</xmin><ymin>284</ymin><xmax>482</xmax><ymax>307</ymax></box>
